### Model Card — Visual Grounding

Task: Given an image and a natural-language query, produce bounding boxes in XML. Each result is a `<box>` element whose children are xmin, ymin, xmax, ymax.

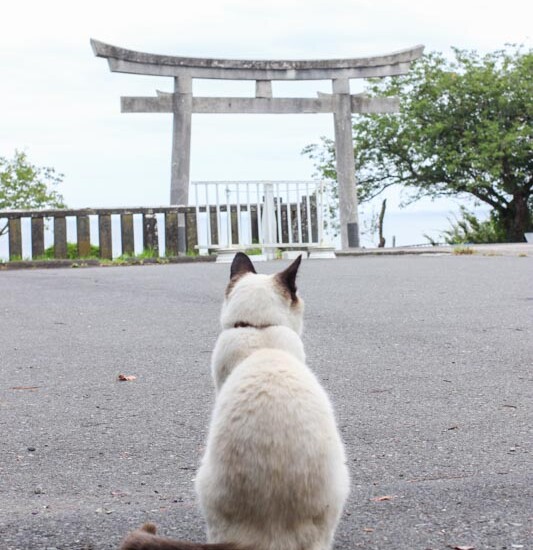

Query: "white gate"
<box><xmin>191</xmin><ymin>181</ymin><xmax>327</xmax><ymax>257</ymax></box>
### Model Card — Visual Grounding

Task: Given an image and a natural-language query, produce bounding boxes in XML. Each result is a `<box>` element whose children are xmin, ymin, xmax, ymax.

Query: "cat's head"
<box><xmin>220</xmin><ymin>252</ymin><xmax>304</xmax><ymax>334</ymax></box>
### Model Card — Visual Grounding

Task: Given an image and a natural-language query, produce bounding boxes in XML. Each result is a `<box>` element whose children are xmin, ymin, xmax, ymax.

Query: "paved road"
<box><xmin>0</xmin><ymin>256</ymin><xmax>531</xmax><ymax>550</ymax></box>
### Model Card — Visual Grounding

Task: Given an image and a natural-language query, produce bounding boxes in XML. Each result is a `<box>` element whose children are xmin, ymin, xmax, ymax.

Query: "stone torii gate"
<box><xmin>91</xmin><ymin>39</ymin><xmax>423</xmax><ymax>249</ymax></box>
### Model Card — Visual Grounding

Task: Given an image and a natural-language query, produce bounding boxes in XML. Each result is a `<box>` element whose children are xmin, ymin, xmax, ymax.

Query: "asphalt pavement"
<box><xmin>0</xmin><ymin>255</ymin><xmax>531</xmax><ymax>550</ymax></box>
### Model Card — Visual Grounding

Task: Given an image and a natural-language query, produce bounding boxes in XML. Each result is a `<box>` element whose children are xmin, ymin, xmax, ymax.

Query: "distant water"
<box><xmin>358</xmin><ymin>209</ymin><xmax>461</xmax><ymax>248</ymax></box>
<box><xmin>0</xmin><ymin>209</ymin><xmax>470</xmax><ymax>261</ymax></box>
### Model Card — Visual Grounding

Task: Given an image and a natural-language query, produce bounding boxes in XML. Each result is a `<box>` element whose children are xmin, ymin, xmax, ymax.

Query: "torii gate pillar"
<box><xmin>171</xmin><ymin>76</ymin><xmax>192</xmax><ymax>206</ymax></box>
<box><xmin>333</xmin><ymin>78</ymin><xmax>360</xmax><ymax>248</ymax></box>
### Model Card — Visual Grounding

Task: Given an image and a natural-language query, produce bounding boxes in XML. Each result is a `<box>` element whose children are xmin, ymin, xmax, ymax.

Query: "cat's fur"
<box><xmin>120</xmin><ymin>253</ymin><xmax>349</xmax><ymax>550</ymax></box>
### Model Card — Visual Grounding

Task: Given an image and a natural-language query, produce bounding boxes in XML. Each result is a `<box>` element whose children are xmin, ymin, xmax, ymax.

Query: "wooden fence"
<box><xmin>0</xmin><ymin>203</ymin><xmax>318</xmax><ymax>261</ymax></box>
<box><xmin>0</xmin><ymin>207</ymin><xmax>196</xmax><ymax>261</ymax></box>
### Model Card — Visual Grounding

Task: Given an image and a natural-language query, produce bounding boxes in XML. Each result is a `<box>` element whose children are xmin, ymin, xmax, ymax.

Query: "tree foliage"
<box><xmin>425</xmin><ymin>208</ymin><xmax>507</xmax><ymax>245</ymax></box>
<box><xmin>0</xmin><ymin>150</ymin><xmax>65</xmax><ymax>235</ymax></box>
<box><xmin>304</xmin><ymin>46</ymin><xmax>533</xmax><ymax>242</ymax></box>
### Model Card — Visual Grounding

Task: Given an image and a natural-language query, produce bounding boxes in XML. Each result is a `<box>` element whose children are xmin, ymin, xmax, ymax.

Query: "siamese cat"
<box><xmin>121</xmin><ymin>253</ymin><xmax>349</xmax><ymax>550</ymax></box>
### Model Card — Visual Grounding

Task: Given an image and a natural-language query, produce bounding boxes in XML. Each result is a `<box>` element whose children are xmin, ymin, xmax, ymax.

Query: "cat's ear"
<box><xmin>230</xmin><ymin>252</ymin><xmax>257</xmax><ymax>279</ymax></box>
<box><xmin>276</xmin><ymin>255</ymin><xmax>302</xmax><ymax>301</ymax></box>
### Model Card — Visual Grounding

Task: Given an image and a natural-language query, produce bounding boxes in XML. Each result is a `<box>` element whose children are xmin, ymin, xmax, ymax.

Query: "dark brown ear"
<box><xmin>276</xmin><ymin>255</ymin><xmax>302</xmax><ymax>301</ymax></box>
<box><xmin>230</xmin><ymin>252</ymin><xmax>257</xmax><ymax>279</ymax></box>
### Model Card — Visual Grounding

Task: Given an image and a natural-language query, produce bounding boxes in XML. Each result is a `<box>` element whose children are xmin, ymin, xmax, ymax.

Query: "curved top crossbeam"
<box><xmin>90</xmin><ymin>39</ymin><xmax>424</xmax><ymax>80</ymax></box>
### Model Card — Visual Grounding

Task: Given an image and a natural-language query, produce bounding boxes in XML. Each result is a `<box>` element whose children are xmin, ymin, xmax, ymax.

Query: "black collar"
<box><xmin>234</xmin><ymin>321</ymin><xmax>273</xmax><ymax>329</ymax></box>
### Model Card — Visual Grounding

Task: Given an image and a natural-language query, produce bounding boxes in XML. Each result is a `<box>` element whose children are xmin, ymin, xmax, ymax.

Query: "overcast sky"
<box><xmin>1</xmin><ymin>0</ymin><xmax>531</xmax><ymax>245</ymax></box>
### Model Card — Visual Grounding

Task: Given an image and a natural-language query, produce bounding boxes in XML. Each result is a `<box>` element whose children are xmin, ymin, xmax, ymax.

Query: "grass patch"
<box><xmin>453</xmin><ymin>245</ymin><xmax>475</xmax><ymax>255</ymax></box>
<box><xmin>43</xmin><ymin>242</ymin><xmax>100</xmax><ymax>260</ymax></box>
<box><xmin>5</xmin><ymin>243</ymin><xmax>211</xmax><ymax>266</ymax></box>
<box><xmin>135</xmin><ymin>248</ymin><xmax>158</xmax><ymax>259</ymax></box>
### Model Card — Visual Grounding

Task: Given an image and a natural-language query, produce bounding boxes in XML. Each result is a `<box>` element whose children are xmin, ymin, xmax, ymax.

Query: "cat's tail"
<box><xmin>119</xmin><ymin>523</ymin><xmax>244</xmax><ymax>550</ymax></box>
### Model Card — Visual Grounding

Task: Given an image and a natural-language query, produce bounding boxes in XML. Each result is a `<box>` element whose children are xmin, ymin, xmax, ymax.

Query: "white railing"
<box><xmin>191</xmin><ymin>181</ymin><xmax>327</xmax><ymax>256</ymax></box>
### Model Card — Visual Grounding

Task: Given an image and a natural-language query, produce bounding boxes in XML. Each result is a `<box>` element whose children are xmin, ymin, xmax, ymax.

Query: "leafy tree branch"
<box><xmin>0</xmin><ymin>151</ymin><xmax>65</xmax><ymax>235</ymax></box>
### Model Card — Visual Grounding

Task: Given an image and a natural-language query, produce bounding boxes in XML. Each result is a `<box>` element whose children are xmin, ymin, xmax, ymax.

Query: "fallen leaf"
<box><xmin>11</xmin><ymin>386</ymin><xmax>39</xmax><ymax>391</ymax></box>
<box><xmin>370</xmin><ymin>495</ymin><xmax>397</xmax><ymax>502</ymax></box>
<box><xmin>117</xmin><ymin>374</ymin><xmax>137</xmax><ymax>382</ymax></box>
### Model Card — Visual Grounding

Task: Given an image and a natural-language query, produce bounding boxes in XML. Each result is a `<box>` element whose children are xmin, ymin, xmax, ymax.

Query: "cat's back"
<box><xmin>206</xmin><ymin>347</ymin><xmax>345</xmax><ymax>481</ymax></box>
<box><xmin>219</xmin><ymin>347</ymin><xmax>328</xmax><ymax>414</ymax></box>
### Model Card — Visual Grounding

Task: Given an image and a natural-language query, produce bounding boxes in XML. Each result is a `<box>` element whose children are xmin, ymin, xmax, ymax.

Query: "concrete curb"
<box><xmin>337</xmin><ymin>243</ymin><xmax>532</xmax><ymax>257</ymax></box>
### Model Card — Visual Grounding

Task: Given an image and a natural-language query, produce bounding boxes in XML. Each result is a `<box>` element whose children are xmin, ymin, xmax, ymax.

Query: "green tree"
<box><xmin>0</xmin><ymin>150</ymin><xmax>65</xmax><ymax>235</ymax></box>
<box><xmin>304</xmin><ymin>46</ymin><xmax>533</xmax><ymax>242</ymax></box>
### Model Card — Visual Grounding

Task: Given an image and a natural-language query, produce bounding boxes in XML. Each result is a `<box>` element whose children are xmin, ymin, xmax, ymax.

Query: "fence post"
<box><xmin>99</xmin><ymin>214</ymin><xmax>113</xmax><ymax>259</ymax></box>
<box><xmin>31</xmin><ymin>217</ymin><xmax>45</xmax><ymax>258</ymax></box>
<box><xmin>54</xmin><ymin>217</ymin><xmax>67</xmax><ymax>258</ymax></box>
<box><xmin>210</xmin><ymin>206</ymin><xmax>218</xmax><ymax>246</ymax></box>
<box><xmin>185</xmin><ymin>210</ymin><xmax>197</xmax><ymax>254</ymax></box>
<box><xmin>165</xmin><ymin>211</ymin><xmax>179</xmax><ymax>257</ymax></box>
<box><xmin>250</xmin><ymin>205</ymin><xmax>259</xmax><ymax>244</ymax></box>
<box><xmin>77</xmin><ymin>215</ymin><xmax>91</xmax><ymax>257</ymax></box>
<box><xmin>143</xmin><ymin>213</ymin><xmax>159</xmax><ymax>255</ymax></box>
<box><xmin>8</xmin><ymin>218</ymin><xmax>22</xmax><ymax>260</ymax></box>
<box><xmin>310</xmin><ymin>192</ymin><xmax>319</xmax><ymax>242</ymax></box>
<box><xmin>121</xmin><ymin>213</ymin><xmax>134</xmax><ymax>256</ymax></box>
<box><xmin>231</xmin><ymin>206</ymin><xmax>239</xmax><ymax>245</ymax></box>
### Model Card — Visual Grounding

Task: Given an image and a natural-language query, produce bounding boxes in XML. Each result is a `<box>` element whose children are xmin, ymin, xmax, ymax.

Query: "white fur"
<box><xmin>195</xmin><ymin>268</ymin><xmax>349</xmax><ymax>550</ymax></box>
<box><xmin>220</xmin><ymin>273</ymin><xmax>304</xmax><ymax>335</ymax></box>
